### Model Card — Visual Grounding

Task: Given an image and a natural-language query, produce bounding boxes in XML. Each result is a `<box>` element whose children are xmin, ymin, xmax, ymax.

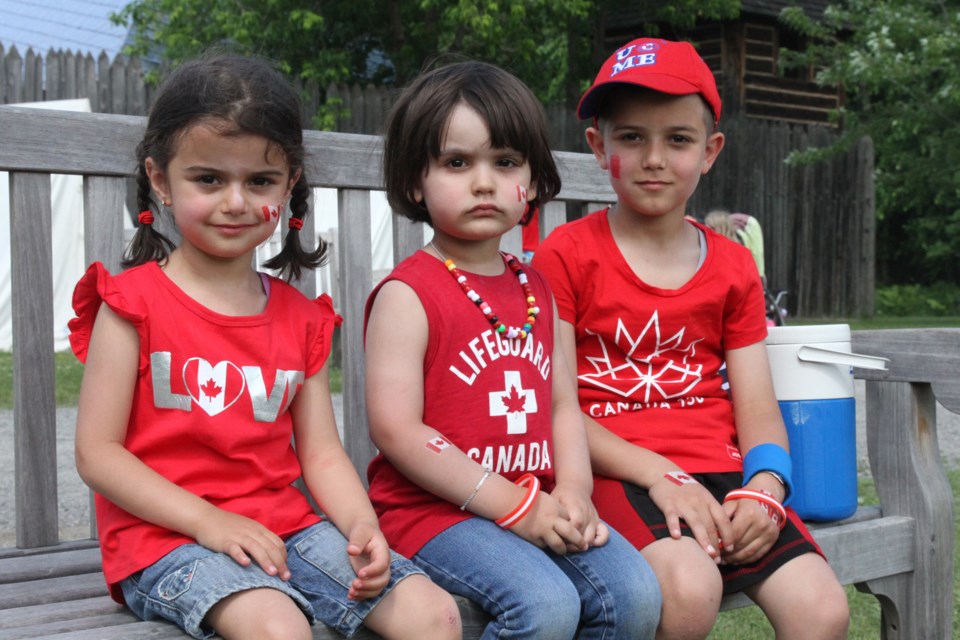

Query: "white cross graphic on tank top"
<box><xmin>489</xmin><ymin>371</ymin><xmax>538</xmax><ymax>434</ymax></box>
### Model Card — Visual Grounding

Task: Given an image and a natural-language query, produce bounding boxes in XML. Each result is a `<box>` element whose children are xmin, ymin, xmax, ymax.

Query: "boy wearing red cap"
<box><xmin>533</xmin><ymin>38</ymin><xmax>849</xmax><ymax>639</ymax></box>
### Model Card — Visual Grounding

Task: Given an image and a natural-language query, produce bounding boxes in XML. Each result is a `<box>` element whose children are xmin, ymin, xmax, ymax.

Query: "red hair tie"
<box><xmin>138</xmin><ymin>210</ymin><xmax>154</xmax><ymax>225</ymax></box>
<box><xmin>288</xmin><ymin>217</ymin><xmax>304</xmax><ymax>230</ymax></box>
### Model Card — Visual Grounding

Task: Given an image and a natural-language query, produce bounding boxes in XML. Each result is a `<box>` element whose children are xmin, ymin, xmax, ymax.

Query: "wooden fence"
<box><xmin>0</xmin><ymin>46</ymin><xmax>874</xmax><ymax>317</ymax></box>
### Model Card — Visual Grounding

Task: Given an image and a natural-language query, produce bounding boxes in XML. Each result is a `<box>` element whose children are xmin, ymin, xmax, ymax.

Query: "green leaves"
<box><xmin>780</xmin><ymin>0</ymin><xmax>960</xmax><ymax>284</ymax></box>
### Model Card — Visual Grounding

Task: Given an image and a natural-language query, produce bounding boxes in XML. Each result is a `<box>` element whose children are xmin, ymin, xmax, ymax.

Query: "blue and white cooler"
<box><xmin>764</xmin><ymin>324</ymin><xmax>888</xmax><ymax>521</ymax></box>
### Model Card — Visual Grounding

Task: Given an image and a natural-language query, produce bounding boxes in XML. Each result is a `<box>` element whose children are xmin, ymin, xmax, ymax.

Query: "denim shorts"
<box><xmin>415</xmin><ymin>517</ymin><xmax>661</xmax><ymax>639</ymax></box>
<box><xmin>120</xmin><ymin>521</ymin><xmax>425</xmax><ymax>639</ymax></box>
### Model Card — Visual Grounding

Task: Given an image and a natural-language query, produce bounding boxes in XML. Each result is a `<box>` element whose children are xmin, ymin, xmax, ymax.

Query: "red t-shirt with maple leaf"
<box><xmin>532</xmin><ymin>210</ymin><xmax>767</xmax><ymax>473</ymax></box>
<box><xmin>365</xmin><ymin>250</ymin><xmax>556</xmax><ymax>558</ymax></box>
<box><xmin>69</xmin><ymin>261</ymin><xmax>339</xmax><ymax>602</ymax></box>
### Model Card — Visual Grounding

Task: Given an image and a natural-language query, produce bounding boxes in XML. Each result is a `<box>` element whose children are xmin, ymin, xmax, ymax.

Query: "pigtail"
<box><xmin>261</xmin><ymin>175</ymin><xmax>329</xmax><ymax>282</ymax></box>
<box><xmin>121</xmin><ymin>161</ymin><xmax>176</xmax><ymax>268</ymax></box>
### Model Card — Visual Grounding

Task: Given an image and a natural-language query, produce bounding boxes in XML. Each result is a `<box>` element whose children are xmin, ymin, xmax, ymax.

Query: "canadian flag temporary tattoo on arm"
<box><xmin>425</xmin><ymin>435</ymin><xmax>452</xmax><ymax>454</ymax></box>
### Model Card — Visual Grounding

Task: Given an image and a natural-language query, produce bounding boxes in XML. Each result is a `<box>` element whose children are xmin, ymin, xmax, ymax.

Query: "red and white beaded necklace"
<box><xmin>430</xmin><ymin>241</ymin><xmax>539</xmax><ymax>339</ymax></box>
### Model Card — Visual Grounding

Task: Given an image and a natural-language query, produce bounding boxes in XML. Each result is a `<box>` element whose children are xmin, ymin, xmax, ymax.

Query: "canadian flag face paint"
<box><xmin>517</xmin><ymin>185</ymin><xmax>528</xmax><ymax>203</ymax></box>
<box><xmin>610</xmin><ymin>154</ymin><xmax>621</xmax><ymax>179</ymax></box>
<box><xmin>261</xmin><ymin>204</ymin><xmax>281</xmax><ymax>223</ymax></box>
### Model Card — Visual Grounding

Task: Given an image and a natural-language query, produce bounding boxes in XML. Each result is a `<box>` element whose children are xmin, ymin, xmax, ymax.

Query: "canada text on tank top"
<box><xmin>580</xmin><ymin>311</ymin><xmax>708</xmax><ymax>419</ymax></box>
<box><xmin>150</xmin><ymin>352</ymin><xmax>303</xmax><ymax>422</ymax></box>
<box><xmin>449</xmin><ymin>328</ymin><xmax>553</xmax><ymax>474</ymax></box>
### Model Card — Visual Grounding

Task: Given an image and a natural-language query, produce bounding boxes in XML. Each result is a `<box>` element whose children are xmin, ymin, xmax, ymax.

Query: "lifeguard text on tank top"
<box><xmin>449</xmin><ymin>328</ymin><xmax>552</xmax><ymax>474</ymax></box>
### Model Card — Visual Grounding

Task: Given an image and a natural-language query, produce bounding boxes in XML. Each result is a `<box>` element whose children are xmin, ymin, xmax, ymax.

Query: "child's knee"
<box><xmin>253</xmin><ymin>615</ymin><xmax>313</xmax><ymax>640</ymax></box>
<box><xmin>793</xmin><ymin>578</ymin><xmax>849</xmax><ymax>636</ymax></box>
<box><xmin>647</xmin><ymin>540</ymin><xmax>723</xmax><ymax>607</ymax></box>
<box><xmin>409</xmin><ymin>588</ymin><xmax>462</xmax><ymax>640</ymax></box>
<box><xmin>372</xmin><ymin>575</ymin><xmax>462</xmax><ymax>640</ymax></box>
<box><xmin>644</xmin><ymin>543</ymin><xmax>723</xmax><ymax>638</ymax></box>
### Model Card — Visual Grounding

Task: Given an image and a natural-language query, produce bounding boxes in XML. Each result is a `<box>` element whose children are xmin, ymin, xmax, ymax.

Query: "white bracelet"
<box><xmin>460</xmin><ymin>469</ymin><xmax>491</xmax><ymax>511</ymax></box>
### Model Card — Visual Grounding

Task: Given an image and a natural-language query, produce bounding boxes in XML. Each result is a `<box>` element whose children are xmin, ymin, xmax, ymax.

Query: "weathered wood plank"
<box><xmin>541</xmin><ymin>200</ymin><xmax>567</xmax><ymax>240</ymax></box>
<box><xmin>337</xmin><ymin>188</ymin><xmax>376</xmax><ymax>475</ymax></box>
<box><xmin>0</xmin><ymin>547</ymin><xmax>101</xmax><ymax>583</ymax></box>
<box><xmin>0</xmin><ymin>110</ymin><xmax>616</xmax><ymax>207</ymax></box>
<box><xmin>853</xmin><ymin>328</ymin><xmax>960</xmax><ymax>412</ymax></box>
<box><xmin>2</xmin><ymin>612</ymin><xmax>139</xmax><ymax>639</ymax></box>
<box><xmin>10</xmin><ymin>170</ymin><xmax>59</xmax><ymax>548</ymax></box>
<box><xmin>83</xmin><ymin>176</ymin><xmax>127</xmax><ymax>275</ymax></box>
<box><xmin>0</xmin><ymin>107</ymin><xmax>143</xmax><ymax>175</ymax></box>
<box><xmin>392</xmin><ymin>216</ymin><xmax>423</xmax><ymax>265</ymax></box>
<box><xmin>0</xmin><ymin>596</ymin><xmax>124</xmax><ymax>630</ymax></box>
<box><xmin>32</xmin><ymin>621</ymin><xmax>193</xmax><ymax>639</ymax></box>
<box><xmin>812</xmin><ymin>516</ymin><xmax>915</xmax><ymax>584</ymax></box>
<box><xmin>0</xmin><ymin>573</ymin><xmax>489</xmax><ymax>640</ymax></box>
<box><xmin>0</xmin><ymin>573</ymin><xmax>106</xmax><ymax>609</ymax></box>
<box><xmin>862</xmin><ymin>380</ymin><xmax>954</xmax><ymax>639</ymax></box>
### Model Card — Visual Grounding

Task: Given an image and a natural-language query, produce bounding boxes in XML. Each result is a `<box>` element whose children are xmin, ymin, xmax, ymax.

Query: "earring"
<box><xmin>521</xmin><ymin>204</ymin><xmax>536</xmax><ymax>225</ymax></box>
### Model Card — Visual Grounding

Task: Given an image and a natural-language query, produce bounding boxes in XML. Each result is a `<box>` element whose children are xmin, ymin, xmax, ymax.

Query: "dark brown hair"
<box><xmin>124</xmin><ymin>53</ymin><xmax>326</xmax><ymax>281</ymax></box>
<box><xmin>383</xmin><ymin>60</ymin><xmax>561</xmax><ymax>225</ymax></box>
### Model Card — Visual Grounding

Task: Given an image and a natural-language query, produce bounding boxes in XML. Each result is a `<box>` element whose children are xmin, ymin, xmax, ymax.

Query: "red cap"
<box><xmin>577</xmin><ymin>38</ymin><xmax>721</xmax><ymax>125</ymax></box>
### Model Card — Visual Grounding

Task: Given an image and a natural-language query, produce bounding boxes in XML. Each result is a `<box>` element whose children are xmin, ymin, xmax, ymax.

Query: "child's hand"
<box><xmin>510</xmin><ymin>490</ymin><xmax>582</xmax><ymax>554</ymax></box>
<box><xmin>195</xmin><ymin>510</ymin><xmax>291</xmax><ymax>580</ymax></box>
<box><xmin>551</xmin><ymin>484</ymin><xmax>609</xmax><ymax>551</ymax></box>
<box><xmin>720</xmin><ymin>497</ymin><xmax>779</xmax><ymax>564</ymax></box>
<box><xmin>345</xmin><ymin>522</ymin><xmax>392</xmax><ymax>600</ymax></box>
<box><xmin>648</xmin><ymin>473</ymin><xmax>733</xmax><ymax>563</ymax></box>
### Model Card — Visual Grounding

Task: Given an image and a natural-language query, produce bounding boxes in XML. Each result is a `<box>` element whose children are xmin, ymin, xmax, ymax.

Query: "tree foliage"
<box><xmin>114</xmin><ymin>0</ymin><xmax>738</xmax><ymax>111</ymax></box>
<box><xmin>779</xmin><ymin>0</ymin><xmax>960</xmax><ymax>285</ymax></box>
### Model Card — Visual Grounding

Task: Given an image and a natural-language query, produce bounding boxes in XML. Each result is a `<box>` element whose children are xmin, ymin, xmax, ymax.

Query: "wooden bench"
<box><xmin>0</xmin><ymin>106</ymin><xmax>955</xmax><ymax>639</ymax></box>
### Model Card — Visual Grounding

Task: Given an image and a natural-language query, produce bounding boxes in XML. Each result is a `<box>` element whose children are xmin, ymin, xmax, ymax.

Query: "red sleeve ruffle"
<box><xmin>68</xmin><ymin>262</ymin><xmax>148</xmax><ymax>369</ymax></box>
<box><xmin>306</xmin><ymin>293</ymin><xmax>343</xmax><ymax>378</ymax></box>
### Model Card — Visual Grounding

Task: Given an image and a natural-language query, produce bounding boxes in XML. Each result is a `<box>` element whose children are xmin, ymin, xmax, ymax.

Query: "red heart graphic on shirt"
<box><xmin>182</xmin><ymin>358</ymin><xmax>246</xmax><ymax>416</ymax></box>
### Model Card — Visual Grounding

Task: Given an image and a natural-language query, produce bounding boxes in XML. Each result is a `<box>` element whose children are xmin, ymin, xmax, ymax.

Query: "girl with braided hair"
<box><xmin>69</xmin><ymin>53</ymin><xmax>460</xmax><ymax>640</ymax></box>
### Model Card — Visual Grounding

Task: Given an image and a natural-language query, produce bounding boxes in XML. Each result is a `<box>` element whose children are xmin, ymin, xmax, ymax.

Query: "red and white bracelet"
<box><xmin>723</xmin><ymin>488</ymin><xmax>787</xmax><ymax>530</ymax></box>
<box><xmin>495</xmin><ymin>473</ymin><xmax>541</xmax><ymax>529</ymax></box>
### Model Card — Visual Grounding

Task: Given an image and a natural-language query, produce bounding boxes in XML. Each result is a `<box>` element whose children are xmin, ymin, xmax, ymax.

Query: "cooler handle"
<box><xmin>797</xmin><ymin>346</ymin><xmax>889</xmax><ymax>371</ymax></box>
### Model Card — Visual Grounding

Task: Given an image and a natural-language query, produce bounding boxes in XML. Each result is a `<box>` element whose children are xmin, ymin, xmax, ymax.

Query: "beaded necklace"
<box><xmin>430</xmin><ymin>241</ymin><xmax>539</xmax><ymax>339</ymax></box>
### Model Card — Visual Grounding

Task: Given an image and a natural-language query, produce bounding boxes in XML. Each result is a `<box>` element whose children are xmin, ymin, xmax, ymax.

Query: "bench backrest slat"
<box><xmin>337</xmin><ymin>187</ymin><xmax>376</xmax><ymax>473</ymax></box>
<box><xmin>853</xmin><ymin>329</ymin><xmax>960</xmax><ymax>413</ymax></box>
<box><xmin>10</xmin><ymin>170</ymin><xmax>59</xmax><ymax>548</ymax></box>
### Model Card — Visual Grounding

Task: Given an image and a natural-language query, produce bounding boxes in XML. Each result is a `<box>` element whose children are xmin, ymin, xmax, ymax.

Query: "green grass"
<box><xmin>793</xmin><ymin>316</ymin><xmax>960</xmax><ymax>330</ymax></box>
<box><xmin>0</xmin><ymin>351</ymin><xmax>85</xmax><ymax>409</ymax></box>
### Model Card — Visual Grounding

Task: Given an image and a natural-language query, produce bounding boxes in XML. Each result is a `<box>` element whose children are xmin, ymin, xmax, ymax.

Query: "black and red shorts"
<box><xmin>595</xmin><ymin>472</ymin><xmax>824</xmax><ymax>595</ymax></box>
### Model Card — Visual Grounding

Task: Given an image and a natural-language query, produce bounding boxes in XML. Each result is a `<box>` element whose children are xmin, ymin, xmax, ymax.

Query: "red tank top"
<box><xmin>365</xmin><ymin>250</ymin><xmax>556</xmax><ymax>557</ymax></box>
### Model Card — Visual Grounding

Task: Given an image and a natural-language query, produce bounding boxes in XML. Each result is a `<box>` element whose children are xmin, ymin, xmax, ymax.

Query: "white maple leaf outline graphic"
<box><xmin>580</xmin><ymin>311</ymin><xmax>704</xmax><ymax>402</ymax></box>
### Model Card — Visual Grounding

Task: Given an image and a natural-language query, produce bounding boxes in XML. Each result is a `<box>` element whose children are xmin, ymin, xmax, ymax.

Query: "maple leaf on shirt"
<box><xmin>501</xmin><ymin>385</ymin><xmax>527</xmax><ymax>413</ymax></box>
<box><xmin>579</xmin><ymin>312</ymin><xmax>704</xmax><ymax>401</ymax></box>
<box><xmin>200</xmin><ymin>378</ymin><xmax>223</xmax><ymax>399</ymax></box>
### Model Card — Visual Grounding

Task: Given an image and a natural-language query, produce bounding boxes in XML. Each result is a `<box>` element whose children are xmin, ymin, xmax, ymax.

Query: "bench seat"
<box><xmin>0</xmin><ymin>506</ymin><xmax>911</xmax><ymax>639</ymax></box>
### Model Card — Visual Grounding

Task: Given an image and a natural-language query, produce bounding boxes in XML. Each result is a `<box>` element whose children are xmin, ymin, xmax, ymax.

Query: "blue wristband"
<box><xmin>743</xmin><ymin>443</ymin><xmax>793</xmax><ymax>505</ymax></box>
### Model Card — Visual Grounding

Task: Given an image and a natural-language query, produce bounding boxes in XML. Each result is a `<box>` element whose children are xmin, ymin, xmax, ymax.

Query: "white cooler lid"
<box><xmin>765</xmin><ymin>324</ymin><xmax>851</xmax><ymax>346</ymax></box>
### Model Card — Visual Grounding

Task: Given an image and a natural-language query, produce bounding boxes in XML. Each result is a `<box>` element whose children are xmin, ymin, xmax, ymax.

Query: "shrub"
<box><xmin>875</xmin><ymin>283</ymin><xmax>960</xmax><ymax>317</ymax></box>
